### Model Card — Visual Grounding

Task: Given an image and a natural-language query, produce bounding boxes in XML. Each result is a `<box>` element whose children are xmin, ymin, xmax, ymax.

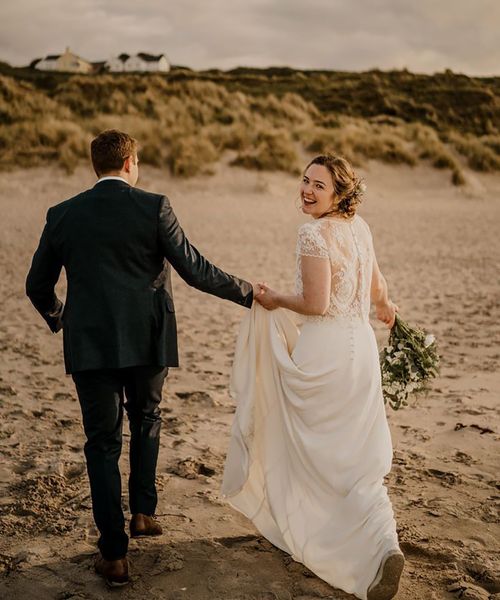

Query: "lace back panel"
<box><xmin>295</xmin><ymin>216</ymin><xmax>374</xmax><ymax>321</ymax></box>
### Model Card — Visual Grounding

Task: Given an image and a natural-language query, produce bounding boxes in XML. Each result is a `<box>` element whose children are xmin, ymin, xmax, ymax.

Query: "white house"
<box><xmin>104</xmin><ymin>53</ymin><xmax>130</xmax><ymax>72</ymax></box>
<box><xmin>34</xmin><ymin>55</ymin><xmax>59</xmax><ymax>71</ymax></box>
<box><xmin>105</xmin><ymin>52</ymin><xmax>170</xmax><ymax>73</ymax></box>
<box><xmin>34</xmin><ymin>47</ymin><xmax>93</xmax><ymax>73</ymax></box>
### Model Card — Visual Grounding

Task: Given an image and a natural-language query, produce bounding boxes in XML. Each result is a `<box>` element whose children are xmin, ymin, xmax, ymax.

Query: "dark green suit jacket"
<box><xmin>26</xmin><ymin>179</ymin><xmax>253</xmax><ymax>373</ymax></box>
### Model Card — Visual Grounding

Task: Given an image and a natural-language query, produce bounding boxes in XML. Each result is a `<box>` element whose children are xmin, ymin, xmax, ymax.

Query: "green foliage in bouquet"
<box><xmin>379</xmin><ymin>314</ymin><xmax>440</xmax><ymax>410</ymax></box>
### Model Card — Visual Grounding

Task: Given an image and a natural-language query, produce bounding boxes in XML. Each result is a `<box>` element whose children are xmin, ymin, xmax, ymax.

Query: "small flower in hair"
<box><xmin>355</xmin><ymin>179</ymin><xmax>366</xmax><ymax>196</ymax></box>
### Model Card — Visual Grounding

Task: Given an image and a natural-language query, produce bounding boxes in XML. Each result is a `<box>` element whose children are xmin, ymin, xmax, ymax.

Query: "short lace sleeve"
<box><xmin>357</xmin><ymin>216</ymin><xmax>374</xmax><ymax>250</ymax></box>
<box><xmin>357</xmin><ymin>216</ymin><xmax>372</xmax><ymax>239</ymax></box>
<box><xmin>296</xmin><ymin>223</ymin><xmax>329</xmax><ymax>258</ymax></box>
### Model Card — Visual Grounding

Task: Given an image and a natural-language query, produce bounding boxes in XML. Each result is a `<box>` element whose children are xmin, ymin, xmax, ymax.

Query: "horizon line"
<box><xmin>1</xmin><ymin>57</ymin><xmax>499</xmax><ymax>79</ymax></box>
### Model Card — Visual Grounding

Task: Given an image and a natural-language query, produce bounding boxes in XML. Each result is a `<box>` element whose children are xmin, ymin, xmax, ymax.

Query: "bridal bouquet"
<box><xmin>380</xmin><ymin>314</ymin><xmax>440</xmax><ymax>410</ymax></box>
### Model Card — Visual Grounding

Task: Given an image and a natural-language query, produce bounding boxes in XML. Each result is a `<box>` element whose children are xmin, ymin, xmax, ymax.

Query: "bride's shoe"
<box><xmin>367</xmin><ymin>549</ymin><xmax>405</xmax><ymax>600</ymax></box>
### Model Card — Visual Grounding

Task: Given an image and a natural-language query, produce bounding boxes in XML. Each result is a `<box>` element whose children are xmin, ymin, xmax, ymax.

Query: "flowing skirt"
<box><xmin>221</xmin><ymin>304</ymin><xmax>399</xmax><ymax>600</ymax></box>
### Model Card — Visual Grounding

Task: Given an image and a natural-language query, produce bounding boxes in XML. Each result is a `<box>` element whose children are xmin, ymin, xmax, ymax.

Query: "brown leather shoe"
<box><xmin>94</xmin><ymin>553</ymin><xmax>129</xmax><ymax>587</ymax></box>
<box><xmin>130</xmin><ymin>513</ymin><xmax>163</xmax><ymax>538</ymax></box>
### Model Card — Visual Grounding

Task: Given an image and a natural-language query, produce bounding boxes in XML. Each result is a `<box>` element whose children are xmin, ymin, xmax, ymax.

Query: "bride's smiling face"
<box><xmin>300</xmin><ymin>164</ymin><xmax>336</xmax><ymax>218</ymax></box>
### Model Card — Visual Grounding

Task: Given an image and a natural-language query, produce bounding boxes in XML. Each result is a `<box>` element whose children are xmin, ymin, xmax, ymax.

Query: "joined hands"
<box><xmin>252</xmin><ymin>282</ymin><xmax>280</xmax><ymax>311</ymax></box>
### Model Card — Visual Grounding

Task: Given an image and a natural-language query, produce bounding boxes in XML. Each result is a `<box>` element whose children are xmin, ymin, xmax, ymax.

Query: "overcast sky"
<box><xmin>1</xmin><ymin>0</ymin><xmax>498</xmax><ymax>75</ymax></box>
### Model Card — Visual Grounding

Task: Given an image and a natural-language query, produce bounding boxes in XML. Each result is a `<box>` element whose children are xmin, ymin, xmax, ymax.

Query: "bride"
<box><xmin>222</xmin><ymin>154</ymin><xmax>404</xmax><ymax>600</ymax></box>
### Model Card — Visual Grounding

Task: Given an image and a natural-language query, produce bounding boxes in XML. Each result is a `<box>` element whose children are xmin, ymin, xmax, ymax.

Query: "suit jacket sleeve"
<box><xmin>158</xmin><ymin>196</ymin><xmax>253</xmax><ymax>308</ymax></box>
<box><xmin>26</xmin><ymin>209</ymin><xmax>64</xmax><ymax>332</ymax></box>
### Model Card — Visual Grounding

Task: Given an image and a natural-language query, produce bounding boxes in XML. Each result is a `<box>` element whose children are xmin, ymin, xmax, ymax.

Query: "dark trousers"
<box><xmin>72</xmin><ymin>365</ymin><xmax>168</xmax><ymax>560</ymax></box>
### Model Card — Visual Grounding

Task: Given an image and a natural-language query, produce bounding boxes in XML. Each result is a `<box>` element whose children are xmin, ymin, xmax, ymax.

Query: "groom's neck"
<box><xmin>98</xmin><ymin>171</ymin><xmax>130</xmax><ymax>183</ymax></box>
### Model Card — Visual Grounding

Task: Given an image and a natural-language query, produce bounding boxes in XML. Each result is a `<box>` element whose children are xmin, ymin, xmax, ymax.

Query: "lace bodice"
<box><xmin>295</xmin><ymin>216</ymin><xmax>374</xmax><ymax>322</ymax></box>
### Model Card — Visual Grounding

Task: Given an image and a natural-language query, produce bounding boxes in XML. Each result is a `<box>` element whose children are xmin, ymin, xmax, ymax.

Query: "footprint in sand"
<box><xmin>150</xmin><ymin>545</ymin><xmax>184</xmax><ymax>575</ymax></box>
<box><xmin>52</xmin><ymin>391</ymin><xmax>76</xmax><ymax>402</ymax></box>
<box><xmin>454</xmin><ymin>422</ymin><xmax>495</xmax><ymax>434</ymax></box>
<box><xmin>170</xmin><ymin>456</ymin><xmax>217</xmax><ymax>479</ymax></box>
<box><xmin>452</xmin><ymin>451</ymin><xmax>475</xmax><ymax>465</ymax></box>
<box><xmin>0</xmin><ymin>383</ymin><xmax>17</xmax><ymax>397</ymax></box>
<box><xmin>164</xmin><ymin>416</ymin><xmax>196</xmax><ymax>436</ymax></box>
<box><xmin>175</xmin><ymin>390</ymin><xmax>218</xmax><ymax>407</ymax></box>
<box><xmin>426</xmin><ymin>468</ymin><xmax>461</xmax><ymax>486</ymax></box>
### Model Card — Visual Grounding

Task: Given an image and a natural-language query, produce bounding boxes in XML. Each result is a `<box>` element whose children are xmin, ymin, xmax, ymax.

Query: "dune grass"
<box><xmin>0</xmin><ymin>67</ymin><xmax>499</xmax><ymax>184</ymax></box>
<box><xmin>448</xmin><ymin>132</ymin><xmax>500</xmax><ymax>172</ymax></box>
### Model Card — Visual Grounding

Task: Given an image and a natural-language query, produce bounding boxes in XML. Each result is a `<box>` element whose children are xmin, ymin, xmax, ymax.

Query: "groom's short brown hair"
<box><xmin>91</xmin><ymin>129</ymin><xmax>138</xmax><ymax>176</ymax></box>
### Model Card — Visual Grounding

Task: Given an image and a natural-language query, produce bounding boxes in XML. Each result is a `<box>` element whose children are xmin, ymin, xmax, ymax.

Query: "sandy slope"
<box><xmin>0</xmin><ymin>161</ymin><xmax>499</xmax><ymax>600</ymax></box>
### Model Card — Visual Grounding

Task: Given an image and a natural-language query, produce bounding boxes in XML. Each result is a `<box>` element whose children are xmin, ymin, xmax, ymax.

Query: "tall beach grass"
<box><xmin>0</xmin><ymin>67</ymin><xmax>499</xmax><ymax>183</ymax></box>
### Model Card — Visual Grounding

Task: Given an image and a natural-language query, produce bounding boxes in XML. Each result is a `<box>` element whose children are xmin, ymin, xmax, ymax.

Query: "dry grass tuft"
<box><xmin>167</xmin><ymin>135</ymin><xmax>219</xmax><ymax>177</ymax></box>
<box><xmin>449</xmin><ymin>132</ymin><xmax>500</xmax><ymax>172</ymax></box>
<box><xmin>231</xmin><ymin>130</ymin><xmax>301</xmax><ymax>174</ymax></box>
<box><xmin>404</xmin><ymin>124</ymin><xmax>465</xmax><ymax>184</ymax></box>
<box><xmin>305</xmin><ymin>119</ymin><xmax>416</xmax><ymax>167</ymax></box>
<box><xmin>0</xmin><ymin>118</ymin><xmax>89</xmax><ymax>172</ymax></box>
<box><xmin>451</xmin><ymin>168</ymin><xmax>466</xmax><ymax>186</ymax></box>
<box><xmin>481</xmin><ymin>135</ymin><xmax>500</xmax><ymax>155</ymax></box>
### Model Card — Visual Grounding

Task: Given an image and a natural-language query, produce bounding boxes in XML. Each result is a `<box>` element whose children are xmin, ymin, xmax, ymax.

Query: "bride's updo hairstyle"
<box><xmin>306</xmin><ymin>154</ymin><xmax>365</xmax><ymax>219</ymax></box>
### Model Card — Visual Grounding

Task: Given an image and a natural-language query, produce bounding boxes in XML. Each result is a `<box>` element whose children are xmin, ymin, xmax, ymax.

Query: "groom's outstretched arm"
<box><xmin>26</xmin><ymin>209</ymin><xmax>64</xmax><ymax>332</ymax></box>
<box><xmin>158</xmin><ymin>196</ymin><xmax>253</xmax><ymax>308</ymax></box>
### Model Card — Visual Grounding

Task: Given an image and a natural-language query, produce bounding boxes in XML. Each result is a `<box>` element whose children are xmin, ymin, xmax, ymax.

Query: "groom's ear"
<box><xmin>123</xmin><ymin>155</ymin><xmax>133</xmax><ymax>173</ymax></box>
<box><xmin>123</xmin><ymin>154</ymin><xmax>138</xmax><ymax>173</ymax></box>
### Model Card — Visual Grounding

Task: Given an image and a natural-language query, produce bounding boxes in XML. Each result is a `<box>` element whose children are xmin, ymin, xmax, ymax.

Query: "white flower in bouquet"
<box><xmin>424</xmin><ymin>334</ymin><xmax>435</xmax><ymax>348</ymax></box>
<box><xmin>379</xmin><ymin>314</ymin><xmax>440</xmax><ymax>410</ymax></box>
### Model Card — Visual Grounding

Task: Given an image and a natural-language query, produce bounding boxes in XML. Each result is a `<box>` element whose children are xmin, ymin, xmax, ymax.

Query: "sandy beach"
<box><xmin>0</xmin><ymin>160</ymin><xmax>499</xmax><ymax>600</ymax></box>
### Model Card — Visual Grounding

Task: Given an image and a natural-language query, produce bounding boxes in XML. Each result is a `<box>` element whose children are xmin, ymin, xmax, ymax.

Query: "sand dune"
<box><xmin>0</xmin><ymin>161</ymin><xmax>499</xmax><ymax>599</ymax></box>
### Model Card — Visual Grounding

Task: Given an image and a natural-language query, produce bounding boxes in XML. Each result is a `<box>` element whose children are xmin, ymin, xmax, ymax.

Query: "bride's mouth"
<box><xmin>302</xmin><ymin>196</ymin><xmax>316</xmax><ymax>206</ymax></box>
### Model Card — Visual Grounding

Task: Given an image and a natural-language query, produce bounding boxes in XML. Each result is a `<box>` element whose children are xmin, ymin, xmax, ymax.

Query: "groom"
<box><xmin>26</xmin><ymin>129</ymin><xmax>257</xmax><ymax>586</ymax></box>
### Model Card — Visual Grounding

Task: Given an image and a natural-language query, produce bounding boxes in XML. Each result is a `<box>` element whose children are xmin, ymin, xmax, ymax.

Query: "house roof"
<box><xmin>137</xmin><ymin>52</ymin><xmax>166</xmax><ymax>62</ymax></box>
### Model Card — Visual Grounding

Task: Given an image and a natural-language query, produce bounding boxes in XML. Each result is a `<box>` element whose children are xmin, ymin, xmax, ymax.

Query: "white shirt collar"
<box><xmin>96</xmin><ymin>176</ymin><xmax>129</xmax><ymax>185</ymax></box>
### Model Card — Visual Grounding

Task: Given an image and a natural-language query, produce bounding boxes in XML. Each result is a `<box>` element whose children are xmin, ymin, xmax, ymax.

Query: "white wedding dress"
<box><xmin>221</xmin><ymin>215</ymin><xmax>399</xmax><ymax>600</ymax></box>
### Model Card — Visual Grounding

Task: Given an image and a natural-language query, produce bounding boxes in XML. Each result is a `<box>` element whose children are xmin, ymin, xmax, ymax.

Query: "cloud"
<box><xmin>0</xmin><ymin>0</ymin><xmax>498</xmax><ymax>75</ymax></box>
